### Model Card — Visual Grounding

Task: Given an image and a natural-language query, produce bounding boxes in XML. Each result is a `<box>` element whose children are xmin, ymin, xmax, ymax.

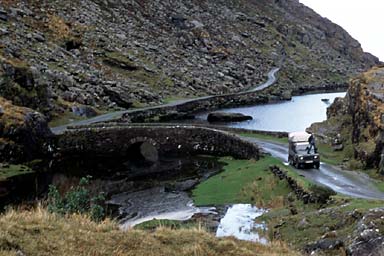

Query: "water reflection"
<box><xmin>198</xmin><ymin>92</ymin><xmax>346</xmax><ymax>132</ymax></box>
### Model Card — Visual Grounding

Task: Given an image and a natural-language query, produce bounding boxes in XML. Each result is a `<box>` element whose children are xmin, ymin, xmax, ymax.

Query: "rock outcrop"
<box><xmin>0</xmin><ymin>97</ymin><xmax>53</xmax><ymax>162</ymax></box>
<box><xmin>0</xmin><ymin>0</ymin><xmax>380</xmax><ymax>119</ymax></box>
<box><xmin>207</xmin><ymin>112</ymin><xmax>252</xmax><ymax>123</ymax></box>
<box><xmin>347</xmin><ymin>208</ymin><xmax>384</xmax><ymax>256</ymax></box>
<box><xmin>310</xmin><ymin>66</ymin><xmax>384</xmax><ymax>172</ymax></box>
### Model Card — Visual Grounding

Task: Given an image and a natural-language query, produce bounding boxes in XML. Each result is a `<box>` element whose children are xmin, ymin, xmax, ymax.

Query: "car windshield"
<box><xmin>295</xmin><ymin>143</ymin><xmax>309</xmax><ymax>153</ymax></box>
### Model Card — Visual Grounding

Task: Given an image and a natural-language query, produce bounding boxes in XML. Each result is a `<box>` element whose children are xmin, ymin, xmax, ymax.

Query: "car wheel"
<box><xmin>294</xmin><ymin>160</ymin><xmax>300</xmax><ymax>169</ymax></box>
<box><xmin>314</xmin><ymin>163</ymin><xmax>320</xmax><ymax>169</ymax></box>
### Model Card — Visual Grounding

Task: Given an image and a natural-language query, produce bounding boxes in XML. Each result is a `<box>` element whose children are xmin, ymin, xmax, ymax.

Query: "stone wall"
<box><xmin>121</xmin><ymin>90</ymin><xmax>272</xmax><ymax>123</ymax></box>
<box><xmin>57</xmin><ymin>124</ymin><xmax>260</xmax><ymax>160</ymax></box>
<box><xmin>270</xmin><ymin>165</ymin><xmax>335</xmax><ymax>204</ymax></box>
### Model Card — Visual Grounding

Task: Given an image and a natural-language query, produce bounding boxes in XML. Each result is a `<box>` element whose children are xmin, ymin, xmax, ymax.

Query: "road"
<box><xmin>50</xmin><ymin>96</ymin><xmax>212</xmax><ymax>134</ymax></box>
<box><xmin>51</xmin><ymin>68</ymin><xmax>280</xmax><ymax>134</ymax></box>
<box><xmin>246</xmin><ymin>68</ymin><xmax>280</xmax><ymax>92</ymax></box>
<box><xmin>242</xmin><ymin>136</ymin><xmax>384</xmax><ymax>200</ymax></box>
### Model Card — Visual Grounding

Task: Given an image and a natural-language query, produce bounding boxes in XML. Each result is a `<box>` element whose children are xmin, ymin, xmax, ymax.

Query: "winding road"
<box><xmin>246</xmin><ymin>68</ymin><xmax>280</xmax><ymax>92</ymax></box>
<box><xmin>243</xmin><ymin>136</ymin><xmax>384</xmax><ymax>200</ymax></box>
<box><xmin>51</xmin><ymin>68</ymin><xmax>280</xmax><ymax>134</ymax></box>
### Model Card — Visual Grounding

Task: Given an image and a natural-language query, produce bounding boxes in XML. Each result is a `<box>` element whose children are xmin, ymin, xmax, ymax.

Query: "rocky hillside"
<box><xmin>310</xmin><ymin>66</ymin><xmax>384</xmax><ymax>173</ymax></box>
<box><xmin>0</xmin><ymin>0</ymin><xmax>380</xmax><ymax>120</ymax></box>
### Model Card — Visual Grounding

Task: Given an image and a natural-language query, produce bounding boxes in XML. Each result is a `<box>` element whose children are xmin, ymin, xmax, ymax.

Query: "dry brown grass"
<box><xmin>0</xmin><ymin>96</ymin><xmax>30</xmax><ymax>126</ymax></box>
<box><xmin>0</xmin><ymin>207</ymin><xmax>300</xmax><ymax>256</ymax></box>
<box><xmin>47</xmin><ymin>15</ymin><xmax>72</xmax><ymax>40</ymax></box>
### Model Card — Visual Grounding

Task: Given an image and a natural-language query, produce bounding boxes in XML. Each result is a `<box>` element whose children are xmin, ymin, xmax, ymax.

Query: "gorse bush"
<box><xmin>47</xmin><ymin>175</ymin><xmax>105</xmax><ymax>221</ymax></box>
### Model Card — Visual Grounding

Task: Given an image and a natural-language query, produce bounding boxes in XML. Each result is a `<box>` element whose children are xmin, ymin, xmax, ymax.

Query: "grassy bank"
<box><xmin>264</xmin><ymin>196</ymin><xmax>384</xmax><ymax>250</ymax></box>
<box><xmin>0</xmin><ymin>208</ymin><xmax>298</xmax><ymax>256</ymax></box>
<box><xmin>192</xmin><ymin>155</ymin><xmax>310</xmax><ymax>207</ymax></box>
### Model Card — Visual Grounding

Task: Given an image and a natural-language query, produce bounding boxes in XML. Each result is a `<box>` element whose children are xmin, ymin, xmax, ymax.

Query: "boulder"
<box><xmin>0</xmin><ymin>97</ymin><xmax>53</xmax><ymax>162</ymax></box>
<box><xmin>71</xmin><ymin>105</ymin><xmax>98</xmax><ymax>118</ymax></box>
<box><xmin>207</xmin><ymin>112</ymin><xmax>252</xmax><ymax>123</ymax></box>
<box><xmin>281</xmin><ymin>90</ymin><xmax>292</xmax><ymax>100</ymax></box>
<box><xmin>347</xmin><ymin>208</ymin><xmax>384</xmax><ymax>256</ymax></box>
<box><xmin>304</xmin><ymin>239</ymin><xmax>344</xmax><ymax>253</ymax></box>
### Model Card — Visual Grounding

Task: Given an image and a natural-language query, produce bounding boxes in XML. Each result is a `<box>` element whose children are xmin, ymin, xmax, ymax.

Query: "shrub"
<box><xmin>47</xmin><ymin>176</ymin><xmax>105</xmax><ymax>221</ymax></box>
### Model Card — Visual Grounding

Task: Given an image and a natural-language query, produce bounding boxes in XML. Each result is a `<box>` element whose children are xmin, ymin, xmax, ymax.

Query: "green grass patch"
<box><xmin>363</xmin><ymin>169</ymin><xmax>384</xmax><ymax>193</ymax></box>
<box><xmin>238</xmin><ymin>132</ymin><xmax>288</xmax><ymax>144</ymax></box>
<box><xmin>331</xmin><ymin>196</ymin><xmax>384</xmax><ymax>211</ymax></box>
<box><xmin>49</xmin><ymin>111</ymin><xmax>87</xmax><ymax>127</ymax></box>
<box><xmin>316</xmin><ymin>142</ymin><xmax>351</xmax><ymax>166</ymax></box>
<box><xmin>162</xmin><ymin>96</ymin><xmax>188</xmax><ymax>104</ymax></box>
<box><xmin>192</xmin><ymin>156</ymin><xmax>293</xmax><ymax>207</ymax></box>
<box><xmin>263</xmin><ymin>194</ymin><xmax>384</xmax><ymax>250</ymax></box>
<box><xmin>0</xmin><ymin>164</ymin><xmax>34</xmax><ymax>181</ymax></box>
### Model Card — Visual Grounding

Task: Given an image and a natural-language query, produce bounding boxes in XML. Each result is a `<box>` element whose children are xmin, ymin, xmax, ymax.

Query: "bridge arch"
<box><xmin>126</xmin><ymin>137</ymin><xmax>159</xmax><ymax>163</ymax></box>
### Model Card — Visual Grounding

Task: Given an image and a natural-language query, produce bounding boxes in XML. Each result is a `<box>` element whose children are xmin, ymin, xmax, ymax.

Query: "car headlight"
<box><xmin>314</xmin><ymin>155</ymin><xmax>318</xmax><ymax>159</ymax></box>
<box><xmin>299</xmin><ymin>156</ymin><xmax>304</xmax><ymax>160</ymax></box>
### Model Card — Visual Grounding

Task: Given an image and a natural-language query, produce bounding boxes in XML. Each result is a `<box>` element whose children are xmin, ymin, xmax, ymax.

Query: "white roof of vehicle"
<box><xmin>288</xmin><ymin>132</ymin><xmax>311</xmax><ymax>142</ymax></box>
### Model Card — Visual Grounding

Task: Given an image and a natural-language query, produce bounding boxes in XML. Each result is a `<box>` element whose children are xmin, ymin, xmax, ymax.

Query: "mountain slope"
<box><xmin>0</xmin><ymin>0</ymin><xmax>380</xmax><ymax>119</ymax></box>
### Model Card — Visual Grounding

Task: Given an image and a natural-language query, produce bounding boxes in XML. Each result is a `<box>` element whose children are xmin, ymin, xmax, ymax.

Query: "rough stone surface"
<box><xmin>347</xmin><ymin>208</ymin><xmax>384</xmax><ymax>256</ymax></box>
<box><xmin>269</xmin><ymin>165</ymin><xmax>336</xmax><ymax>204</ymax></box>
<box><xmin>310</xmin><ymin>66</ymin><xmax>384</xmax><ymax>172</ymax></box>
<box><xmin>120</xmin><ymin>90</ymin><xmax>271</xmax><ymax>123</ymax></box>
<box><xmin>57</xmin><ymin>124</ymin><xmax>260</xmax><ymax>160</ymax></box>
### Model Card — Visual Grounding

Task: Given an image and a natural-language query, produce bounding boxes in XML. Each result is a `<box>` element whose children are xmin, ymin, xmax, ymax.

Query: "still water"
<box><xmin>198</xmin><ymin>92</ymin><xmax>346</xmax><ymax>132</ymax></box>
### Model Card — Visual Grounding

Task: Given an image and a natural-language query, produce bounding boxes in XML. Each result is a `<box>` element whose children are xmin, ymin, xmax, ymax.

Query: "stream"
<box><xmin>6</xmin><ymin>91</ymin><xmax>351</xmax><ymax>244</ymax></box>
<box><xmin>109</xmin><ymin>92</ymin><xmax>348</xmax><ymax>242</ymax></box>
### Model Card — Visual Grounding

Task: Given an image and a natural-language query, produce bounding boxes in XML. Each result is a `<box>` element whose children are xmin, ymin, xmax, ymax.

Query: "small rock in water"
<box><xmin>207</xmin><ymin>112</ymin><xmax>253</xmax><ymax>122</ymax></box>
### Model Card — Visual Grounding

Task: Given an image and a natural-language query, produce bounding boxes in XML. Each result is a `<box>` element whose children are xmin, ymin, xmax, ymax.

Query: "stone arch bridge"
<box><xmin>56</xmin><ymin>124</ymin><xmax>260</xmax><ymax>161</ymax></box>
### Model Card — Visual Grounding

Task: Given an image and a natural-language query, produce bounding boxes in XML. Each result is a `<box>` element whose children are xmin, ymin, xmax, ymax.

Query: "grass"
<box><xmin>135</xmin><ymin>219</ymin><xmax>199</xmax><ymax>230</ymax></box>
<box><xmin>238</xmin><ymin>132</ymin><xmax>288</xmax><ymax>144</ymax></box>
<box><xmin>316</xmin><ymin>142</ymin><xmax>352</xmax><ymax>166</ymax></box>
<box><xmin>265</xmin><ymin>195</ymin><xmax>384</xmax><ymax>250</ymax></box>
<box><xmin>333</xmin><ymin>196</ymin><xmax>384</xmax><ymax>211</ymax></box>
<box><xmin>192</xmin><ymin>156</ymin><xmax>295</xmax><ymax>207</ymax></box>
<box><xmin>364</xmin><ymin>169</ymin><xmax>384</xmax><ymax>193</ymax></box>
<box><xmin>162</xmin><ymin>96</ymin><xmax>188</xmax><ymax>104</ymax></box>
<box><xmin>0</xmin><ymin>207</ymin><xmax>299</xmax><ymax>256</ymax></box>
<box><xmin>48</xmin><ymin>111</ymin><xmax>87</xmax><ymax>127</ymax></box>
<box><xmin>0</xmin><ymin>165</ymin><xmax>34</xmax><ymax>181</ymax></box>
